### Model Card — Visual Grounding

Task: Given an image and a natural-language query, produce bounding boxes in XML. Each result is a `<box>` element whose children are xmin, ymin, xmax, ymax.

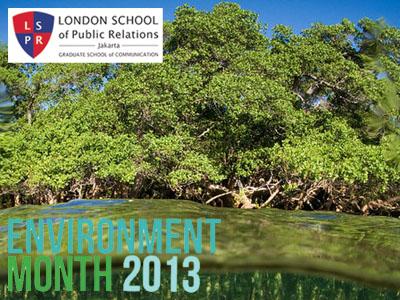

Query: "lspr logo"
<box><xmin>13</xmin><ymin>11</ymin><xmax>54</xmax><ymax>58</ymax></box>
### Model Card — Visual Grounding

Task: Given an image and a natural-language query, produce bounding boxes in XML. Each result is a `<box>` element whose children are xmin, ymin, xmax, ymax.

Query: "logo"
<box><xmin>9</xmin><ymin>8</ymin><xmax>163</xmax><ymax>63</ymax></box>
<box><xmin>13</xmin><ymin>11</ymin><xmax>54</xmax><ymax>58</ymax></box>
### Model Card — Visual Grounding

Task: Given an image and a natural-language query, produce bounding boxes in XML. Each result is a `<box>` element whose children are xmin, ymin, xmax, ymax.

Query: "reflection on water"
<box><xmin>1</xmin><ymin>199</ymin><xmax>400</xmax><ymax>297</ymax></box>
<box><xmin>41</xmin><ymin>199</ymin><xmax>128</xmax><ymax>215</ymax></box>
<box><xmin>1</xmin><ymin>270</ymin><xmax>399</xmax><ymax>300</ymax></box>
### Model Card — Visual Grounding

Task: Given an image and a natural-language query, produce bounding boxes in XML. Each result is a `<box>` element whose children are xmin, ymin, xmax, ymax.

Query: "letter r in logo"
<box><xmin>13</xmin><ymin>11</ymin><xmax>54</xmax><ymax>58</ymax></box>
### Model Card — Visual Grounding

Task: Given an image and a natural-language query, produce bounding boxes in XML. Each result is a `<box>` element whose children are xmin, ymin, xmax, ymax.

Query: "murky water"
<box><xmin>0</xmin><ymin>199</ymin><xmax>399</xmax><ymax>299</ymax></box>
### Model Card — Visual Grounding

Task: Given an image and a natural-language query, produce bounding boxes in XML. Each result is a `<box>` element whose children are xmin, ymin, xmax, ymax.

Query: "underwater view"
<box><xmin>1</xmin><ymin>199</ymin><xmax>399</xmax><ymax>299</ymax></box>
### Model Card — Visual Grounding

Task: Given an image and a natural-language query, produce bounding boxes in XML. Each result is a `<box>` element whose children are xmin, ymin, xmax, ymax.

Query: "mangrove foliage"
<box><xmin>0</xmin><ymin>4</ymin><xmax>399</xmax><ymax>215</ymax></box>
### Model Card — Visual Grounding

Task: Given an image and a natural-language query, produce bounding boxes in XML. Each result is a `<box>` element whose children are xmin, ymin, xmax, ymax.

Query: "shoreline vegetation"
<box><xmin>0</xmin><ymin>3</ymin><xmax>399</xmax><ymax>216</ymax></box>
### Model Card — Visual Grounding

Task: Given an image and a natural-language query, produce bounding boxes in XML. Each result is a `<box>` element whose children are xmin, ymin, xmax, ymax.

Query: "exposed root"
<box><xmin>206</xmin><ymin>191</ymin><xmax>233</xmax><ymax>204</ymax></box>
<box><xmin>204</xmin><ymin>178</ymin><xmax>400</xmax><ymax>216</ymax></box>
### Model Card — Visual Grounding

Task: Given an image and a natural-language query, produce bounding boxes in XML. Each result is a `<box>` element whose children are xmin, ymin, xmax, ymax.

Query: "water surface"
<box><xmin>1</xmin><ymin>199</ymin><xmax>399</xmax><ymax>298</ymax></box>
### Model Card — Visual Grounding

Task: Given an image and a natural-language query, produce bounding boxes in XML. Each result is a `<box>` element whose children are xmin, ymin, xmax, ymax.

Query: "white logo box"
<box><xmin>8</xmin><ymin>8</ymin><xmax>163</xmax><ymax>63</ymax></box>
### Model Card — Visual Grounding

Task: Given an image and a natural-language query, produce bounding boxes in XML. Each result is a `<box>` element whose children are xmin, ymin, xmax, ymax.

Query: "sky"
<box><xmin>1</xmin><ymin>0</ymin><xmax>400</xmax><ymax>42</ymax></box>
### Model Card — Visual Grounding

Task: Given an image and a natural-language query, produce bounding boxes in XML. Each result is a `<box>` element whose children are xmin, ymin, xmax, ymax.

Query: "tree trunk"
<box><xmin>27</xmin><ymin>104</ymin><xmax>33</xmax><ymax>125</ymax></box>
<box><xmin>14</xmin><ymin>194</ymin><xmax>21</xmax><ymax>206</ymax></box>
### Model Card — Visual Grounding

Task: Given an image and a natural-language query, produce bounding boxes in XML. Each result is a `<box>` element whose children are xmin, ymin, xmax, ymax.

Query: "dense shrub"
<box><xmin>0</xmin><ymin>3</ymin><xmax>399</xmax><ymax>214</ymax></box>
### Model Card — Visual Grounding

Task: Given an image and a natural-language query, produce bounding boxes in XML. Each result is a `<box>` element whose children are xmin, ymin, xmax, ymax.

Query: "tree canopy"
<box><xmin>0</xmin><ymin>3</ymin><xmax>399</xmax><ymax>215</ymax></box>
